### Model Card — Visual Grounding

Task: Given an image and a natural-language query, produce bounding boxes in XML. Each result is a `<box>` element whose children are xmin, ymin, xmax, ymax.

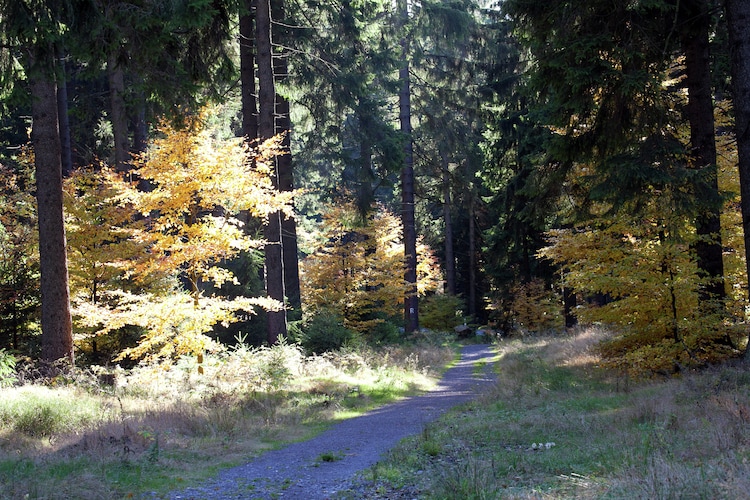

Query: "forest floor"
<box><xmin>150</xmin><ymin>344</ymin><xmax>499</xmax><ymax>499</ymax></box>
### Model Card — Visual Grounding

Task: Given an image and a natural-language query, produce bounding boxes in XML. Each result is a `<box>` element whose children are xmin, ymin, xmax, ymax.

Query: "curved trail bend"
<box><xmin>166</xmin><ymin>344</ymin><xmax>497</xmax><ymax>499</ymax></box>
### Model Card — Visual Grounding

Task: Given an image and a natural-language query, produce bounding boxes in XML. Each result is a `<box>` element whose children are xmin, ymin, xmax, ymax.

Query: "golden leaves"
<box><xmin>300</xmin><ymin>199</ymin><xmax>441</xmax><ymax>333</ymax></box>
<box><xmin>67</xmin><ymin>106</ymin><xmax>295</xmax><ymax>362</ymax></box>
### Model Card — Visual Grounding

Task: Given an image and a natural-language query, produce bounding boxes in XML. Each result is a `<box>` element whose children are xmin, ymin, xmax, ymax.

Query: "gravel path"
<box><xmin>161</xmin><ymin>344</ymin><xmax>497</xmax><ymax>499</ymax></box>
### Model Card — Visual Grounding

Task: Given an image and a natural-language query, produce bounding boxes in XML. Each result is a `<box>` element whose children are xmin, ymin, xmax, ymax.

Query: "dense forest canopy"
<box><xmin>1</xmin><ymin>0</ymin><xmax>750</xmax><ymax>376</ymax></box>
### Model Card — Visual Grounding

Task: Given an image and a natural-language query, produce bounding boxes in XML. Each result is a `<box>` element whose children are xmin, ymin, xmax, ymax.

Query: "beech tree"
<box><xmin>72</xmin><ymin>111</ymin><xmax>293</xmax><ymax>362</ymax></box>
<box><xmin>301</xmin><ymin>199</ymin><xmax>441</xmax><ymax>334</ymax></box>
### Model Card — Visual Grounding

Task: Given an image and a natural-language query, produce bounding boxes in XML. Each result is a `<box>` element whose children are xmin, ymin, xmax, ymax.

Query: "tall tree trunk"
<box><xmin>358</xmin><ymin>111</ymin><xmax>375</xmax><ymax>210</ymax></box>
<box><xmin>441</xmin><ymin>152</ymin><xmax>456</xmax><ymax>295</ymax></box>
<box><xmin>132</xmin><ymin>85</ymin><xmax>148</xmax><ymax>155</ymax></box>
<box><xmin>468</xmin><ymin>193</ymin><xmax>477</xmax><ymax>320</ymax></box>
<box><xmin>257</xmin><ymin>0</ymin><xmax>287</xmax><ymax>343</ymax></box>
<box><xmin>240</xmin><ymin>3</ymin><xmax>258</xmax><ymax>142</ymax></box>
<box><xmin>30</xmin><ymin>53</ymin><xmax>74</xmax><ymax>363</ymax></box>
<box><xmin>239</xmin><ymin>0</ymin><xmax>258</xmax><ymax>232</ymax></box>
<box><xmin>399</xmin><ymin>56</ymin><xmax>419</xmax><ymax>333</ymax></box>
<box><xmin>107</xmin><ymin>52</ymin><xmax>129</xmax><ymax>172</ymax></box>
<box><xmin>681</xmin><ymin>2</ymin><xmax>726</xmax><ymax>310</ymax></box>
<box><xmin>725</xmin><ymin>0</ymin><xmax>750</xmax><ymax>357</ymax></box>
<box><xmin>272</xmin><ymin>0</ymin><xmax>301</xmax><ymax>322</ymax></box>
<box><xmin>56</xmin><ymin>45</ymin><xmax>72</xmax><ymax>177</ymax></box>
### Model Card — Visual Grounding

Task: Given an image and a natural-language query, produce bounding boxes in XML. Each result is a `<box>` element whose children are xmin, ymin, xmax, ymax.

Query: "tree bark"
<box><xmin>681</xmin><ymin>1</ymin><xmax>726</xmax><ymax>310</ymax></box>
<box><xmin>399</xmin><ymin>57</ymin><xmax>419</xmax><ymax>333</ymax></box>
<box><xmin>272</xmin><ymin>0</ymin><xmax>301</xmax><ymax>322</ymax></box>
<box><xmin>468</xmin><ymin>193</ymin><xmax>477</xmax><ymax>320</ymax></box>
<box><xmin>725</xmin><ymin>0</ymin><xmax>750</xmax><ymax>357</ymax></box>
<box><xmin>56</xmin><ymin>45</ymin><xmax>72</xmax><ymax>177</ymax></box>
<box><xmin>441</xmin><ymin>152</ymin><xmax>456</xmax><ymax>295</ymax></box>
<box><xmin>107</xmin><ymin>52</ymin><xmax>130</xmax><ymax>172</ymax></box>
<box><xmin>257</xmin><ymin>0</ymin><xmax>287</xmax><ymax>343</ymax></box>
<box><xmin>30</xmin><ymin>54</ymin><xmax>74</xmax><ymax>363</ymax></box>
<box><xmin>240</xmin><ymin>3</ymin><xmax>258</xmax><ymax>142</ymax></box>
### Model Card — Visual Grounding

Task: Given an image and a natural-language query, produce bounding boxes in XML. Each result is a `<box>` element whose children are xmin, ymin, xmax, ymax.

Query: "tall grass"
<box><xmin>0</xmin><ymin>340</ymin><xmax>455</xmax><ymax>500</ymax></box>
<box><xmin>362</xmin><ymin>327</ymin><xmax>750</xmax><ymax>499</ymax></box>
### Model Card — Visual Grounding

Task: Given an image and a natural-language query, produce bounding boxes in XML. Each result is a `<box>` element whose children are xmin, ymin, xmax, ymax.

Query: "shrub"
<box><xmin>420</xmin><ymin>294</ymin><xmax>465</xmax><ymax>332</ymax></box>
<box><xmin>369</xmin><ymin>320</ymin><xmax>402</xmax><ymax>345</ymax></box>
<box><xmin>298</xmin><ymin>312</ymin><xmax>360</xmax><ymax>354</ymax></box>
<box><xmin>0</xmin><ymin>348</ymin><xmax>17</xmax><ymax>387</ymax></box>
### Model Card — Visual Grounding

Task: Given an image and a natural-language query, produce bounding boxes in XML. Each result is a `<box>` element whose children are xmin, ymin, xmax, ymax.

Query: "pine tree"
<box><xmin>256</xmin><ymin>0</ymin><xmax>287</xmax><ymax>344</ymax></box>
<box><xmin>0</xmin><ymin>0</ymin><xmax>75</xmax><ymax>363</ymax></box>
<box><xmin>725</xmin><ymin>0</ymin><xmax>750</xmax><ymax>357</ymax></box>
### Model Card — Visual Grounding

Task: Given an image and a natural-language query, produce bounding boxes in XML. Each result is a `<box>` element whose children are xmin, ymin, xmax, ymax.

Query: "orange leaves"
<box><xmin>301</xmin><ymin>199</ymin><xmax>441</xmax><ymax>333</ymax></box>
<box><xmin>123</xmin><ymin>111</ymin><xmax>293</xmax><ymax>296</ymax></box>
<box><xmin>67</xmin><ymin>106</ymin><xmax>294</xmax><ymax>362</ymax></box>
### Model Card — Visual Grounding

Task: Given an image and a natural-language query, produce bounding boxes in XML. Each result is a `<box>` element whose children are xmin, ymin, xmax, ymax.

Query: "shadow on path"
<box><xmin>165</xmin><ymin>344</ymin><xmax>498</xmax><ymax>499</ymax></box>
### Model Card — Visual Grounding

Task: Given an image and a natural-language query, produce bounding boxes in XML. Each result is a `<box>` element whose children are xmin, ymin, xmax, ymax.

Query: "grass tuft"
<box><xmin>356</xmin><ymin>326</ymin><xmax>750</xmax><ymax>498</ymax></box>
<box><xmin>0</xmin><ymin>341</ymin><xmax>455</xmax><ymax>499</ymax></box>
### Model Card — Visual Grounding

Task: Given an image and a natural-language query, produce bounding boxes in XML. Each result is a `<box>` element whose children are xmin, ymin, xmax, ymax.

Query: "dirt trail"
<box><xmin>164</xmin><ymin>344</ymin><xmax>497</xmax><ymax>499</ymax></box>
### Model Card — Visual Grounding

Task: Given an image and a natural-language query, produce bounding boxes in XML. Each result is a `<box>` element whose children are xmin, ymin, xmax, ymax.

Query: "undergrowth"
<box><xmin>360</xmin><ymin>326</ymin><xmax>750</xmax><ymax>499</ymax></box>
<box><xmin>0</xmin><ymin>339</ymin><xmax>455</xmax><ymax>500</ymax></box>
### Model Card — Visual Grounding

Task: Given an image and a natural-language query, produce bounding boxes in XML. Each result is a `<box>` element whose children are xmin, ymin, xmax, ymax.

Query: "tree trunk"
<box><xmin>107</xmin><ymin>52</ymin><xmax>130</xmax><ymax>172</ymax></box>
<box><xmin>132</xmin><ymin>85</ymin><xmax>148</xmax><ymax>155</ymax></box>
<box><xmin>399</xmin><ymin>57</ymin><xmax>419</xmax><ymax>333</ymax></box>
<box><xmin>441</xmin><ymin>152</ymin><xmax>456</xmax><ymax>295</ymax></box>
<box><xmin>468</xmin><ymin>193</ymin><xmax>477</xmax><ymax>320</ymax></box>
<box><xmin>563</xmin><ymin>283</ymin><xmax>577</xmax><ymax>328</ymax></box>
<box><xmin>681</xmin><ymin>2</ymin><xmax>726</xmax><ymax>310</ymax></box>
<box><xmin>30</xmin><ymin>55</ymin><xmax>74</xmax><ymax>363</ymax></box>
<box><xmin>240</xmin><ymin>3</ymin><xmax>258</xmax><ymax>142</ymax></box>
<box><xmin>272</xmin><ymin>0</ymin><xmax>301</xmax><ymax>322</ymax></box>
<box><xmin>257</xmin><ymin>0</ymin><xmax>287</xmax><ymax>343</ymax></box>
<box><xmin>56</xmin><ymin>45</ymin><xmax>72</xmax><ymax>177</ymax></box>
<box><xmin>358</xmin><ymin>111</ymin><xmax>375</xmax><ymax>210</ymax></box>
<box><xmin>725</xmin><ymin>0</ymin><xmax>750</xmax><ymax>357</ymax></box>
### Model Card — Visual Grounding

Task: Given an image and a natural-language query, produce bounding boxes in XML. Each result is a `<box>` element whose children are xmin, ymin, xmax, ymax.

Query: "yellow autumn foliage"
<box><xmin>125</xmin><ymin>111</ymin><xmax>294</xmax><ymax>297</ymax></box>
<box><xmin>539</xmin><ymin>128</ymin><xmax>746</xmax><ymax>375</ymax></box>
<box><xmin>301</xmin><ymin>200</ymin><xmax>442</xmax><ymax>333</ymax></box>
<box><xmin>66</xmin><ymin>107</ymin><xmax>294</xmax><ymax>363</ymax></box>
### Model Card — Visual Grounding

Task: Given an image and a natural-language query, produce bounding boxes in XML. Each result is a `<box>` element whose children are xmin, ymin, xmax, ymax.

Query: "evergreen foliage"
<box><xmin>0</xmin><ymin>0</ymin><xmax>749</xmax><ymax>374</ymax></box>
<box><xmin>0</xmin><ymin>159</ymin><xmax>40</xmax><ymax>353</ymax></box>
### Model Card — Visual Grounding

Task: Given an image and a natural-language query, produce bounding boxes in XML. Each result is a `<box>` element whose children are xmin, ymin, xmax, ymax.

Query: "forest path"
<box><xmin>164</xmin><ymin>343</ymin><xmax>498</xmax><ymax>499</ymax></box>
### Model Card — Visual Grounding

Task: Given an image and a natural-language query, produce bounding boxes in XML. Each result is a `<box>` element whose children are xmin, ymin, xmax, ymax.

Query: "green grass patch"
<box><xmin>0</xmin><ymin>386</ymin><xmax>106</xmax><ymax>438</ymax></box>
<box><xmin>357</xmin><ymin>327</ymin><xmax>750</xmax><ymax>498</ymax></box>
<box><xmin>0</xmin><ymin>341</ymin><xmax>456</xmax><ymax>499</ymax></box>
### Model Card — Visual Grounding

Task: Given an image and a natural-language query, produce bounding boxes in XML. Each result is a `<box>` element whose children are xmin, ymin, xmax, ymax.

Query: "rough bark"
<box><xmin>725</xmin><ymin>0</ymin><xmax>750</xmax><ymax>356</ymax></box>
<box><xmin>257</xmin><ymin>0</ymin><xmax>287</xmax><ymax>343</ymax></box>
<box><xmin>272</xmin><ymin>0</ymin><xmax>301</xmax><ymax>322</ymax></box>
<box><xmin>107</xmin><ymin>52</ymin><xmax>130</xmax><ymax>172</ymax></box>
<box><xmin>55</xmin><ymin>45</ymin><xmax>72</xmax><ymax>177</ymax></box>
<box><xmin>441</xmin><ymin>152</ymin><xmax>456</xmax><ymax>295</ymax></box>
<box><xmin>681</xmin><ymin>1</ymin><xmax>726</xmax><ymax>309</ymax></box>
<box><xmin>30</xmin><ymin>56</ymin><xmax>74</xmax><ymax>363</ymax></box>
<box><xmin>399</xmin><ymin>58</ymin><xmax>419</xmax><ymax>333</ymax></box>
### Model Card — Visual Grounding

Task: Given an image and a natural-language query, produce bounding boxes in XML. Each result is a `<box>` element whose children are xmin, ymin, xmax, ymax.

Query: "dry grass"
<box><xmin>0</xmin><ymin>341</ymin><xmax>455</xmax><ymax>500</ymax></box>
<box><xmin>364</xmin><ymin>326</ymin><xmax>750</xmax><ymax>499</ymax></box>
